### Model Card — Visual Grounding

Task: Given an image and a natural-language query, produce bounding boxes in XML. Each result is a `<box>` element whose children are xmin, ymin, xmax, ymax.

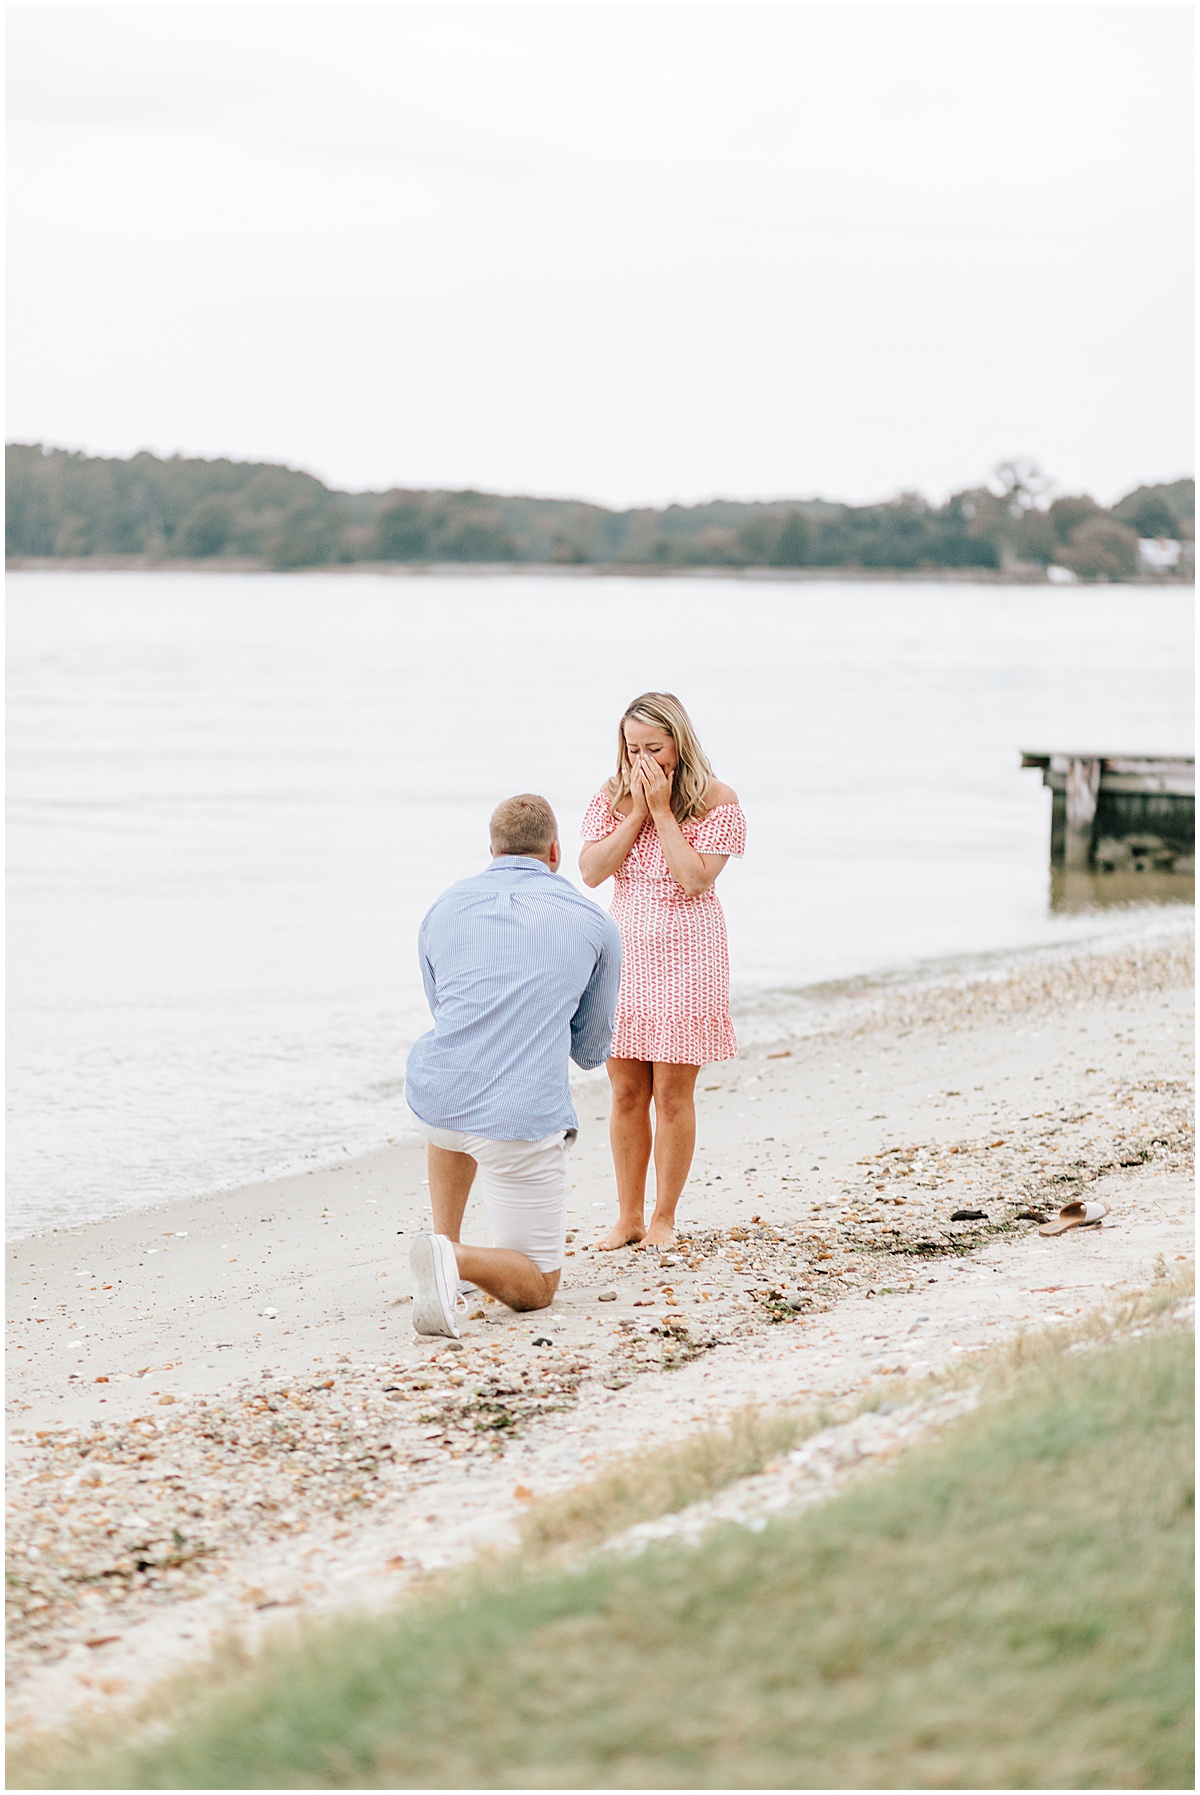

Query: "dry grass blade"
<box><xmin>517</xmin><ymin>1403</ymin><xmax>821</xmax><ymax>1558</ymax></box>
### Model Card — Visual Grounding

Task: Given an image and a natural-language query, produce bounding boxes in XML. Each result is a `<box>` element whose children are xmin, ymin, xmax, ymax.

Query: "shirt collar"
<box><xmin>488</xmin><ymin>855</ymin><xmax>556</xmax><ymax>875</ymax></box>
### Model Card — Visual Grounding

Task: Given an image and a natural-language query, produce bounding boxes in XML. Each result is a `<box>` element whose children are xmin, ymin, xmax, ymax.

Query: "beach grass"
<box><xmin>516</xmin><ymin>1400</ymin><xmax>815</xmax><ymax>1559</ymax></box>
<box><xmin>519</xmin><ymin>1264</ymin><xmax>1195</xmax><ymax>1566</ymax></box>
<box><xmin>12</xmin><ymin>1308</ymin><xmax>1193</xmax><ymax>1790</ymax></box>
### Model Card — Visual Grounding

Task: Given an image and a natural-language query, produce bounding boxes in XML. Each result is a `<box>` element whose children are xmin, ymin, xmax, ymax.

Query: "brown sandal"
<box><xmin>1038</xmin><ymin>1200</ymin><xmax>1109</xmax><ymax>1237</ymax></box>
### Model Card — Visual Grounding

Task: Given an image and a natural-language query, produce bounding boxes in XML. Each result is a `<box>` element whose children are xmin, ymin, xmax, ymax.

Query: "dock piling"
<box><xmin>1063</xmin><ymin>757</ymin><xmax>1102</xmax><ymax>866</ymax></box>
<box><xmin>1022</xmin><ymin>752</ymin><xmax>1195</xmax><ymax>875</ymax></box>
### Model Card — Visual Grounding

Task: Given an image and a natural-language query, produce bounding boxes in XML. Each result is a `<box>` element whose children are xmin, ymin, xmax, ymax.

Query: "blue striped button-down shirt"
<box><xmin>404</xmin><ymin>856</ymin><xmax>623</xmax><ymax>1141</ymax></box>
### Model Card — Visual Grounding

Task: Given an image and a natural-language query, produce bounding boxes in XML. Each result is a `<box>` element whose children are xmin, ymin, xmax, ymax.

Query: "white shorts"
<box><xmin>408</xmin><ymin>1113</ymin><xmax>572</xmax><ymax>1273</ymax></box>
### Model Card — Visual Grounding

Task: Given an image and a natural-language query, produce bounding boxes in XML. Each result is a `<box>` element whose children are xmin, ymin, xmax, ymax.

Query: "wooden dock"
<box><xmin>1021</xmin><ymin>752</ymin><xmax>1195</xmax><ymax>873</ymax></box>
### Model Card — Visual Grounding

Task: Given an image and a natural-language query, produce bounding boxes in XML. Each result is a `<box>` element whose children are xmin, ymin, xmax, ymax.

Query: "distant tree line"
<box><xmin>5</xmin><ymin>444</ymin><xmax>1193</xmax><ymax>580</ymax></box>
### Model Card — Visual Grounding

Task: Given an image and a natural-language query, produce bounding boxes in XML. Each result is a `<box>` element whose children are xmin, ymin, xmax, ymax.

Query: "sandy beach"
<box><xmin>6</xmin><ymin>925</ymin><xmax>1193</xmax><ymax>1734</ymax></box>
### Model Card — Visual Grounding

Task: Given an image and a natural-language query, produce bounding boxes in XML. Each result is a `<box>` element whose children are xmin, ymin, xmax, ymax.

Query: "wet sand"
<box><xmin>6</xmin><ymin>928</ymin><xmax>1193</xmax><ymax>1731</ymax></box>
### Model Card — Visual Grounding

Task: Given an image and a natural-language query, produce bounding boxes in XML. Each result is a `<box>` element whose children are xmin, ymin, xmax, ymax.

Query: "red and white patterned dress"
<box><xmin>581</xmin><ymin>788</ymin><xmax>747</xmax><ymax>1065</ymax></box>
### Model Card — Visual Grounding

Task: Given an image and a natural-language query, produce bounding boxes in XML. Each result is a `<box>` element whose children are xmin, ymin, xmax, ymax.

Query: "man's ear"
<box><xmin>547</xmin><ymin>838</ymin><xmax>561</xmax><ymax>870</ymax></box>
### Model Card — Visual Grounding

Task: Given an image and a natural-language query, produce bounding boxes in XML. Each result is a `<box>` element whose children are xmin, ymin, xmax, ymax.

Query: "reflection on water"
<box><xmin>1050</xmin><ymin>867</ymin><xmax>1196</xmax><ymax>914</ymax></box>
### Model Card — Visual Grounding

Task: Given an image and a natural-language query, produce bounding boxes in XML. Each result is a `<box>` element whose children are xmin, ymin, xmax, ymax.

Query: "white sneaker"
<box><xmin>410</xmin><ymin>1234</ymin><xmax>468</xmax><ymax>1339</ymax></box>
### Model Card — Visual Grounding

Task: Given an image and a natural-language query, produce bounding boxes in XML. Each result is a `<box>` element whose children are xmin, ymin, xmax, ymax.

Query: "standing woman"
<box><xmin>580</xmin><ymin>693</ymin><xmax>746</xmax><ymax>1249</ymax></box>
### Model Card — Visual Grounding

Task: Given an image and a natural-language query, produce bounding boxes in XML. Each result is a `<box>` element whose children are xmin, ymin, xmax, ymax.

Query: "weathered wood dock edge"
<box><xmin>6</xmin><ymin>556</ymin><xmax>1195</xmax><ymax>584</ymax></box>
<box><xmin>1022</xmin><ymin>752</ymin><xmax>1195</xmax><ymax>872</ymax></box>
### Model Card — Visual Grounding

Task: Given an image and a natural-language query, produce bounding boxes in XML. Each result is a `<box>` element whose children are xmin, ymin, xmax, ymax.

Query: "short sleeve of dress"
<box><xmin>691</xmin><ymin>803</ymin><xmax>747</xmax><ymax>857</ymax></box>
<box><xmin>580</xmin><ymin>788</ymin><xmax>619</xmax><ymax>841</ymax></box>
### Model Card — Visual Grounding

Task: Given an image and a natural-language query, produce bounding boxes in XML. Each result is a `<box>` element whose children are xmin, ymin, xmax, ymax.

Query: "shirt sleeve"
<box><xmin>417</xmin><ymin>908</ymin><xmax>438</xmax><ymax>1014</ymax></box>
<box><xmin>570</xmin><ymin>915</ymin><xmax>623</xmax><ymax>1069</ymax></box>
<box><xmin>692</xmin><ymin>803</ymin><xmax>747</xmax><ymax>857</ymax></box>
<box><xmin>580</xmin><ymin>787</ymin><xmax>619</xmax><ymax>842</ymax></box>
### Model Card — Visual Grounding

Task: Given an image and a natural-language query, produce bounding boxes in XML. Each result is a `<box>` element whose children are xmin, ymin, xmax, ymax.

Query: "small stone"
<box><xmin>597</xmin><ymin>1292</ymin><xmax>617</xmax><ymax>1302</ymax></box>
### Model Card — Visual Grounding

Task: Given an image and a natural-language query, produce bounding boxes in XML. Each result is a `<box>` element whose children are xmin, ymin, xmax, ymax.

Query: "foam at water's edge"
<box><xmin>11</xmin><ymin>917</ymin><xmax>1191</xmax><ymax>1245</ymax></box>
<box><xmin>731</xmin><ymin>906</ymin><xmax>1195</xmax><ymax>1045</ymax></box>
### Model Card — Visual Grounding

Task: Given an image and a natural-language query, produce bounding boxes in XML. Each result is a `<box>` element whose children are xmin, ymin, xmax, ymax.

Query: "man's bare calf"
<box><xmin>453</xmin><ymin>1243</ymin><xmax>560</xmax><ymax>1312</ymax></box>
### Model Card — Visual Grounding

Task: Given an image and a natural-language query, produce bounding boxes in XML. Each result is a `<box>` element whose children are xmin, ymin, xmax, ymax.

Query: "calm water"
<box><xmin>7</xmin><ymin>571</ymin><xmax>1193</xmax><ymax>1237</ymax></box>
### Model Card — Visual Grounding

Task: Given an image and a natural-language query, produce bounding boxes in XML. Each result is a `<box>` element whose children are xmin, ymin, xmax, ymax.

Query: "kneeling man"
<box><xmin>405</xmin><ymin>794</ymin><xmax>622</xmax><ymax>1337</ymax></box>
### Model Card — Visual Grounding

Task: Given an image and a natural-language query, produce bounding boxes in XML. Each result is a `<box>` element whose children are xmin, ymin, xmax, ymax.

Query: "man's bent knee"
<box><xmin>509</xmin><ymin>1286</ymin><xmax>555</xmax><ymax>1313</ymax></box>
<box><xmin>508</xmin><ymin>1270</ymin><xmax>560</xmax><ymax>1312</ymax></box>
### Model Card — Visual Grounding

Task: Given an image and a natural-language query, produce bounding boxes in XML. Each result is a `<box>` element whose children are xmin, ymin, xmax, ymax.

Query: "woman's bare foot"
<box><xmin>597</xmin><ymin>1219</ymin><xmax>645</xmax><ymax>1250</ymax></box>
<box><xmin>639</xmin><ymin>1217</ymin><xmax>676</xmax><ymax>1249</ymax></box>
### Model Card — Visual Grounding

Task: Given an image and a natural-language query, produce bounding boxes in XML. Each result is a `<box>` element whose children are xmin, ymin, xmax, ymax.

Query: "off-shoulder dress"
<box><xmin>580</xmin><ymin>789</ymin><xmax>747</xmax><ymax>1065</ymax></box>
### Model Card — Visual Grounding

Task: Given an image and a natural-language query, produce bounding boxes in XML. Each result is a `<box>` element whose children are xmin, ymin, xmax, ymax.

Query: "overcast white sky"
<box><xmin>6</xmin><ymin>3</ymin><xmax>1194</xmax><ymax>507</ymax></box>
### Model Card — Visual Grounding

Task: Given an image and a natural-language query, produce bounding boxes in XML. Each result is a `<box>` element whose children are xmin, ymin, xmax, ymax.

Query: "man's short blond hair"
<box><xmin>490</xmin><ymin>793</ymin><xmax>558</xmax><ymax>858</ymax></box>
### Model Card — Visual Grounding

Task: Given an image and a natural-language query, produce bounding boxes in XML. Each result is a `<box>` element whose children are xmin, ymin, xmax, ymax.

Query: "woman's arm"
<box><xmin>652</xmin><ymin>812</ymin><xmax>728</xmax><ymax>898</ymax></box>
<box><xmin>638</xmin><ymin>758</ymin><xmax>732</xmax><ymax>898</ymax></box>
<box><xmin>578</xmin><ymin>788</ymin><xmax>648</xmax><ymax>887</ymax></box>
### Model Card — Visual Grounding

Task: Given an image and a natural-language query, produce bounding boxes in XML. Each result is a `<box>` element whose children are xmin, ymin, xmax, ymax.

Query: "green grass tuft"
<box><xmin>11</xmin><ymin>1324</ymin><xmax>1193</xmax><ymax>1790</ymax></box>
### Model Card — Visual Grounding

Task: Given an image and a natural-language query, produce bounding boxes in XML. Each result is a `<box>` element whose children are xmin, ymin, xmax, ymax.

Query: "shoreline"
<box><xmin>9</xmin><ymin>911</ymin><xmax>1191</xmax><ymax>1249</ymax></box>
<box><xmin>9</xmin><ymin>912</ymin><xmax>1193</xmax><ymax>1250</ymax></box>
<box><xmin>6</xmin><ymin>926</ymin><xmax>1193</xmax><ymax>1729</ymax></box>
<box><xmin>6</xmin><ymin>555</ymin><xmax>1191</xmax><ymax>586</ymax></box>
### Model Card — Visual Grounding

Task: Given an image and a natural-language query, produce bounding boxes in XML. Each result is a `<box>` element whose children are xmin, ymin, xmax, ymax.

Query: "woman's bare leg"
<box><xmin>598</xmin><ymin>1057</ymin><xmax>654</xmax><ymax>1248</ymax></box>
<box><xmin>642</xmin><ymin>1062</ymin><xmax>701</xmax><ymax>1248</ymax></box>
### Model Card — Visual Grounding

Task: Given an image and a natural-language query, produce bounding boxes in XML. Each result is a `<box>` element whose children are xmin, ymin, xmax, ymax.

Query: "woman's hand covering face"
<box><xmin>634</xmin><ymin>750</ymin><xmax>673</xmax><ymax>816</ymax></box>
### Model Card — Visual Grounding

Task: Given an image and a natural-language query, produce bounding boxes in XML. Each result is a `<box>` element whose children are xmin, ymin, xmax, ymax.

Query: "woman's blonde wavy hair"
<box><xmin>608</xmin><ymin>692</ymin><xmax>714</xmax><ymax>825</ymax></box>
